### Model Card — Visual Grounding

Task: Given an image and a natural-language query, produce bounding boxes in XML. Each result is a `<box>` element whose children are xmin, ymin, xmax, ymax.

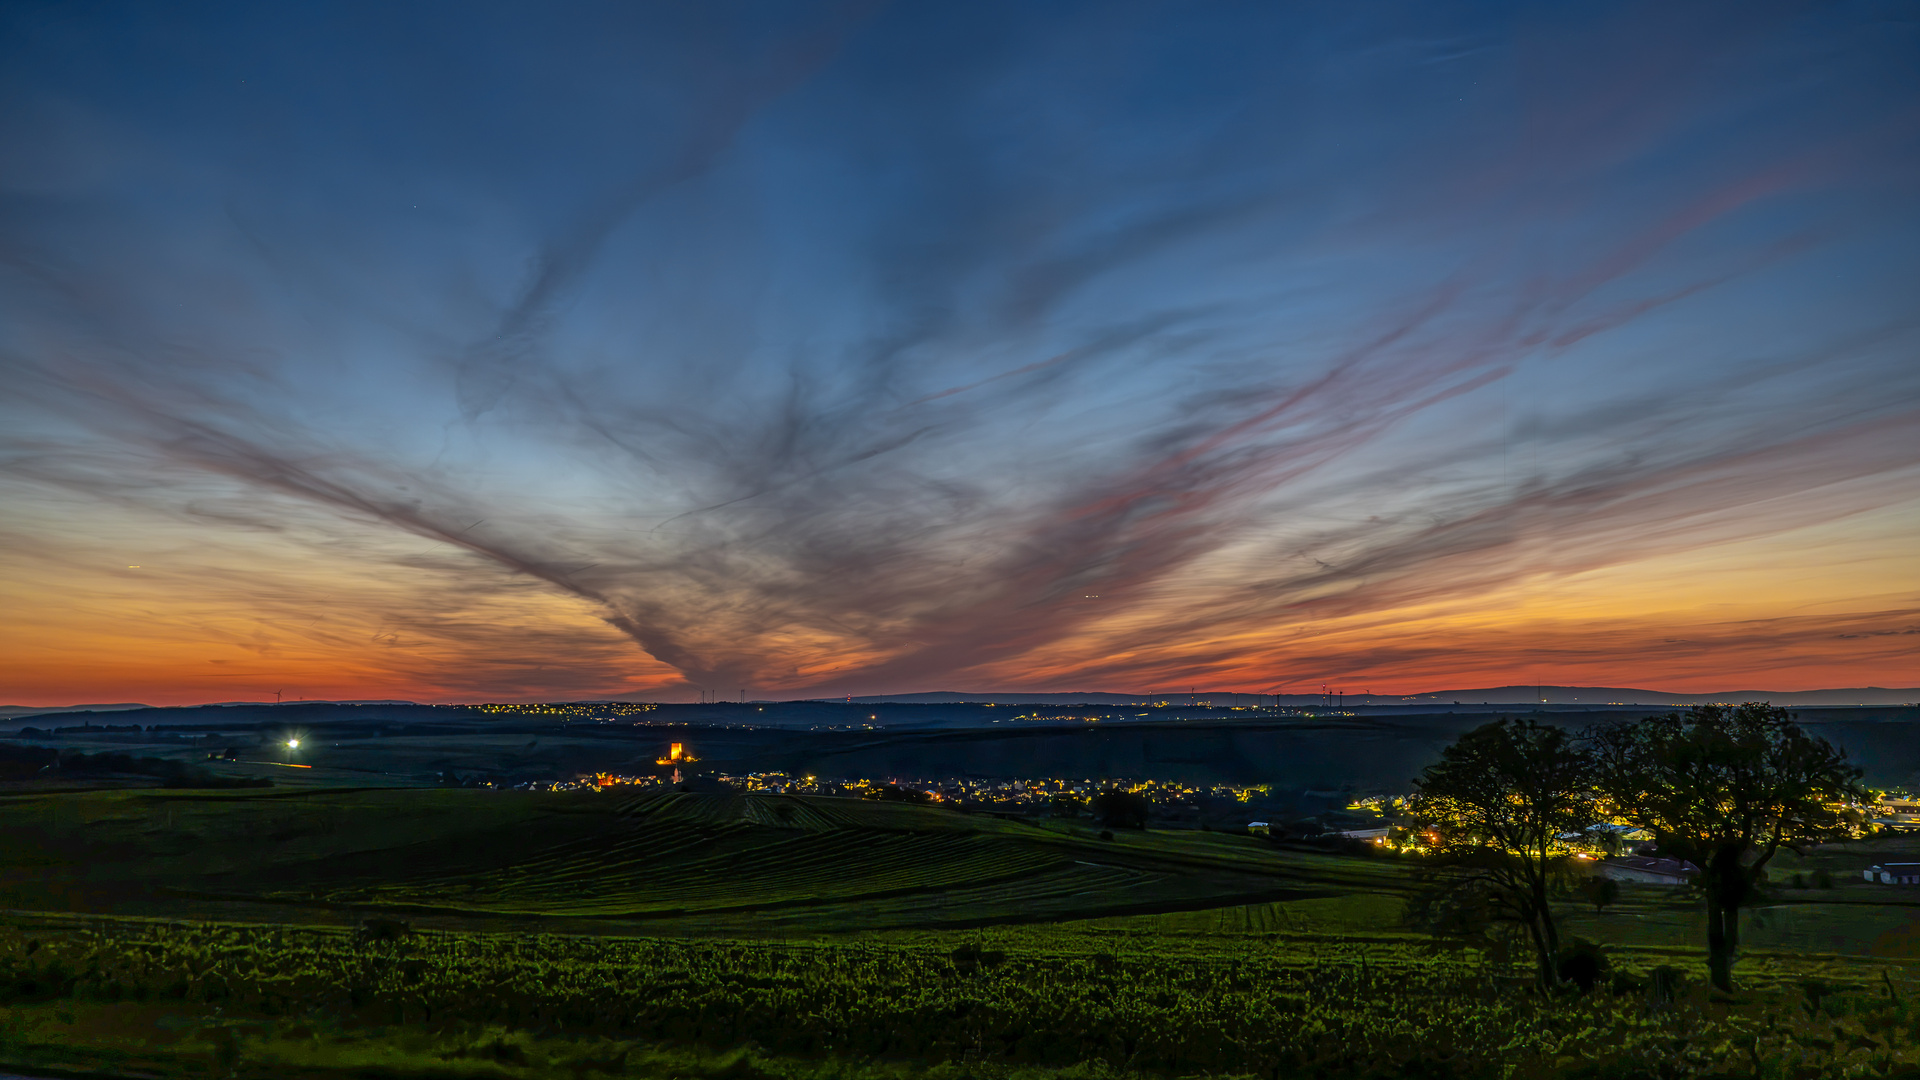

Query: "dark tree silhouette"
<box><xmin>1581</xmin><ymin>875</ymin><xmax>1620</xmax><ymax>913</ymax></box>
<box><xmin>1089</xmin><ymin>789</ymin><xmax>1149</xmax><ymax>829</ymax></box>
<box><xmin>1591</xmin><ymin>703</ymin><xmax>1863</xmax><ymax>992</ymax></box>
<box><xmin>0</xmin><ymin>742</ymin><xmax>57</xmax><ymax>780</ymax></box>
<box><xmin>1410</xmin><ymin>719</ymin><xmax>1596</xmax><ymax>991</ymax></box>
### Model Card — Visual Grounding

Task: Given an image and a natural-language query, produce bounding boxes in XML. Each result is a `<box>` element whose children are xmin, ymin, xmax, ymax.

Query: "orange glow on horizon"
<box><xmin>1</xmin><ymin>496</ymin><xmax>1914</xmax><ymax>706</ymax></box>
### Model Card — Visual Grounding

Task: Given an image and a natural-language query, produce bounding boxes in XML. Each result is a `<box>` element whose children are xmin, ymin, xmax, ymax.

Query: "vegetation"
<box><xmin>1581</xmin><ymin>875</ymin><xmax>1620</xmax><ymax>913</ymax></box>
<box><xmin>0</xmin><ymin>742</ymin><xmax>268</xmax><ymax>787</ymax></box>
<box><xmin>4</xmin><ymin>912</ymin><xmax>1919</xmax><ymax>1080</ymax></box>
<box><xmin>1410</xmin><ymin>718</ymin><xmax>1596</xmax><ymax>990</ymax></box>
<box><xmin>0</xmin><ymin>785</ymin><xmax>1401</xmax><ymax>936</ymax></box>
<box><xmin>1089</xmin><ymin>789</ymin><xmax>1149</xmax><ymax>830</ymax></box>
<box><xmin>1405</xmin><ymin>706</ymin><xmax>1871</xmax><ymax>995</ymax></box>
<box><xmin>1593</xmin><ymin>704</ymin><xmax>1866</xmax><ymax>990</ymax></box>
<box><xmin>0</xmin><ymin>706</ymin><xmax>1909</xmax><ymax>1078</ymax></box>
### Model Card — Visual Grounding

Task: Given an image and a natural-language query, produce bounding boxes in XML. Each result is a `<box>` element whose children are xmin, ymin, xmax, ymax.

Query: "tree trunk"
<box><xmin>1530</xmin><ymin>922</ymin><xmax>1557</xmax><ymax>992</ymax></box>
<box><xmin>1705</xmin><ymin>895</ymin><xmax>1736</xmax><ymax>992</ymax></box>
<box><xmin>1531</xmin><ymin>877</ymin><xmax>1561</xmax><ymax>992</ymax></box>
<box><xmin>1721</xmin><ymin>895</ymin><xmax>1742</xmax><ymax>986</ymax></box>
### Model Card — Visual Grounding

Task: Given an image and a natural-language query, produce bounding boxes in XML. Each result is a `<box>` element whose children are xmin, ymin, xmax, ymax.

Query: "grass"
<box><xmin>5</xmin><ymin>787</ymin><xmax>1920</xmax><ymax>1078</ymax></box>
<box><xmin>0</xmin><ymin>788</ymin><xmax>1367</xmax><ymax>934</ymax></box>
<box><xmin>4</xmin><ymin>909</ymin><xmax>1919</xmax><ymax>1080</ymax></box>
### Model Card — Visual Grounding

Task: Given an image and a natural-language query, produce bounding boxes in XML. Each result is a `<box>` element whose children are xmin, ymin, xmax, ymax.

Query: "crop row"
<box><xmin>612</xmin><ymin>791</ymin><xmax>983</xmax><ymax>833</ymax></box>
<box><xmin>4</xmin><ymin>916</ymin><xmax>1913</xmax><ymax>1078</ymax></box>
<box><xmin>364</xmin><ymin>822</ymin><xmax>1069</xmax><ymax>916</ymax></box>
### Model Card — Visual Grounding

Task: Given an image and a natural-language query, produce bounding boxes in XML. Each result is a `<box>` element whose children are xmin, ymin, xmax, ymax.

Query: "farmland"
<box><xmin>0</xmin><ymin>787</ymin><xmax>1386</xmax><ymax>933</ymax></box>
<box><xmin>8</xmin><ymin>909</ymin><xmax>1920</xmax><ymax>1080</ymax></box>
<box><xmin>2</xmin><ymin>784</ymin><xmax>1920</xmax><ymax>1078</ymax></box>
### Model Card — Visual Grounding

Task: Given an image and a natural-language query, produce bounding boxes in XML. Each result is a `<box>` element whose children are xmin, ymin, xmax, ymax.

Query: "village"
<box><xmin>510</xmin><ymin>741</ymin><xmax>1920</xmax><ymax>890</ymax></box>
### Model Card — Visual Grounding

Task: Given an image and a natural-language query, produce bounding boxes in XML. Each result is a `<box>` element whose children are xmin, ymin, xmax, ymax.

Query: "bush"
<box><xmin>1555</xmin><ymin>939</ymin><xmax>1610</xmax><ymax>993</ymax></box>
<box><xmin>355</xmin><ymin>918</ymin><xmax>412</xmax><ymax>945</ymax></box>
<box><xmin>1648</xmin><ymin>965</ymin><xmax>1684</xmax><ymax>1009</ymax></box>
<box><xmin>1088</xmin><ymin>789</ymin><xmax>1149</xmax><ymax>830</ymax></box>
<box><xmin>0</xmin><ymin>742</ymin><xmax>58</xmax><ymax>781</ymax></box>
<box><xmin>49</xmin><ymin>749</ymin><xmax>269</xmax><ymax>789</ymax></box>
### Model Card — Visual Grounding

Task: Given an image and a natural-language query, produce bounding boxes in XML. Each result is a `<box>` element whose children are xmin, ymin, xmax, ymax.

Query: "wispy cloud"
<box><xmin>1</xmin><ymin>2</ymin><xmax>1915</xmax><ymax>701</ymax></box>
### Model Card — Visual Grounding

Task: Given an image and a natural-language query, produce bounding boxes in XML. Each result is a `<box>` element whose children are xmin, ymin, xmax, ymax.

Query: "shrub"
<box><xmin>1088</xmin><ymin>789</ymin><xmax>1149</xmax><ymax>830</ymax></box>
<box><xmin>1582</xmin><ymin>876</ymin><xmax>1621</xmax><ymax>912</ymax></box>
<box><xmin>1555</xmin><ymin>939</ymin><xmax>1610</xmax><ymax>993</ymax></box>
<box><xmin>0</xmin><ymin>742</ymin><xmax>58</xmax><ymax>780</ymax></box>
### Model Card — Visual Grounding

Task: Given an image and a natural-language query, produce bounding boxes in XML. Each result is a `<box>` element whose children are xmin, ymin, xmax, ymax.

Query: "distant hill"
<box><xmin>838</xmin><ymin>686</ymin><xmax>1920</xmax><ymax>707</ymax></box>
<box><xmin>0</xmin><ymin>703</ymin><xmax>151</xmax><ymax>720</ymax></box>
<box><xmin>830</xmin><ymin>691</ymin><xmax>1174</xmax><ymax>705</ymax></box>
<box><xmin>195</xmin><ymin>700</ymin><xmax>421</xmax><ymax>708</ymax></box>
<box><xmin>0</xmin><ymin>700</ymin><xmax>418</xmax><ymax>722</ymax></box>
<box><xmin>1388</xmin><ymin>686</ymin><xmax>1920</xmax><ymax>707</ymax></box>
<box><xmin>6</xmin><ymin>687</ymin><xmax>1911</xmax><ymax>723</ymax></box>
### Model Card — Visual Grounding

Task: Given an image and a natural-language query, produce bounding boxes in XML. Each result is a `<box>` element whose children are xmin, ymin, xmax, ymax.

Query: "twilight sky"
<box><xmin>2</xmin><ymin>2</ymin><xmax>1917</xmax><ymax>705</ymax></box>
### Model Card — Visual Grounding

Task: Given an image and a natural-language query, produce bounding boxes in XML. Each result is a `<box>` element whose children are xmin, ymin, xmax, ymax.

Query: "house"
<box><xmin>1864</xmin><ymin>863</ymin><xmax>1920</xmax><ymax>884</ymax></box>
<box><xmin>1595</xmin><ymin>856</ymin><xmax>1698</xmax><ymax>886</ymax></box>
<box><xmin>1336</xmin><ymin>827</ymin><xmax>1390</xmax><ymax>841</ymax></box>
<box><xmin>1246</xmin><ymin>821</ymin><xmax>1270</xmax><ymax>836</ymax></box>
<box><xmin>1872</xmin><ymin>799</ymin><xmax>1920</xmax><ymax>831</ymax></box>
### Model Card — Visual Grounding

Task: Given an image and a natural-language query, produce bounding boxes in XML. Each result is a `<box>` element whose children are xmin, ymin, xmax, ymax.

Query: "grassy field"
<box><xmin>4</xmin><ymin>786</ymin><xmax>1920</xmax><ymax>1078</ymax></box>
<box><xmin>6</xmin><ymin>904</ymin><xmax>1920</xmax><ymax>1080</ymax></box>
<box><xmin>0</xmin><ymin>787</ymin><xmax>1393</xmax><ymax>934</ymax></box>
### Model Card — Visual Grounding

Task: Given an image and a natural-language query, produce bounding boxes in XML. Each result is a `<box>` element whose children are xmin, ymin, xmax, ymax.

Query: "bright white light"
<box><xmin>286</xmin><ymin>738</ymin><xmax>300</xmax><ymax>749</ymax></box>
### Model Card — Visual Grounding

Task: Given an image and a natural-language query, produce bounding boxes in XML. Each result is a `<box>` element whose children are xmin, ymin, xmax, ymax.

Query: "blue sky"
<box><xmin>2</xmin><ymin>2</ymin><xmax>1916</xmax><ymax>703</ymax></box>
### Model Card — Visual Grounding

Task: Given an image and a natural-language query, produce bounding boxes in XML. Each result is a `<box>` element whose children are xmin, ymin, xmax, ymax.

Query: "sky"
<box><xmin>1</xmin><ymin>1</ymin><xmax>1917</xmax><ymax>706</ymax></box>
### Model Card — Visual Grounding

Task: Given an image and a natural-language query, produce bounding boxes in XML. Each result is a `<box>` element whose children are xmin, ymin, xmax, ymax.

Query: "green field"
<box><xmin>4</xmin><ymin>786</ymin><xmax>1920</xmax><ymax>1078</ymax></box>
<box><xmin>0</xmin><ymin>788</ymin><xmax>1383</xmax><ymax>932</ymax></box>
